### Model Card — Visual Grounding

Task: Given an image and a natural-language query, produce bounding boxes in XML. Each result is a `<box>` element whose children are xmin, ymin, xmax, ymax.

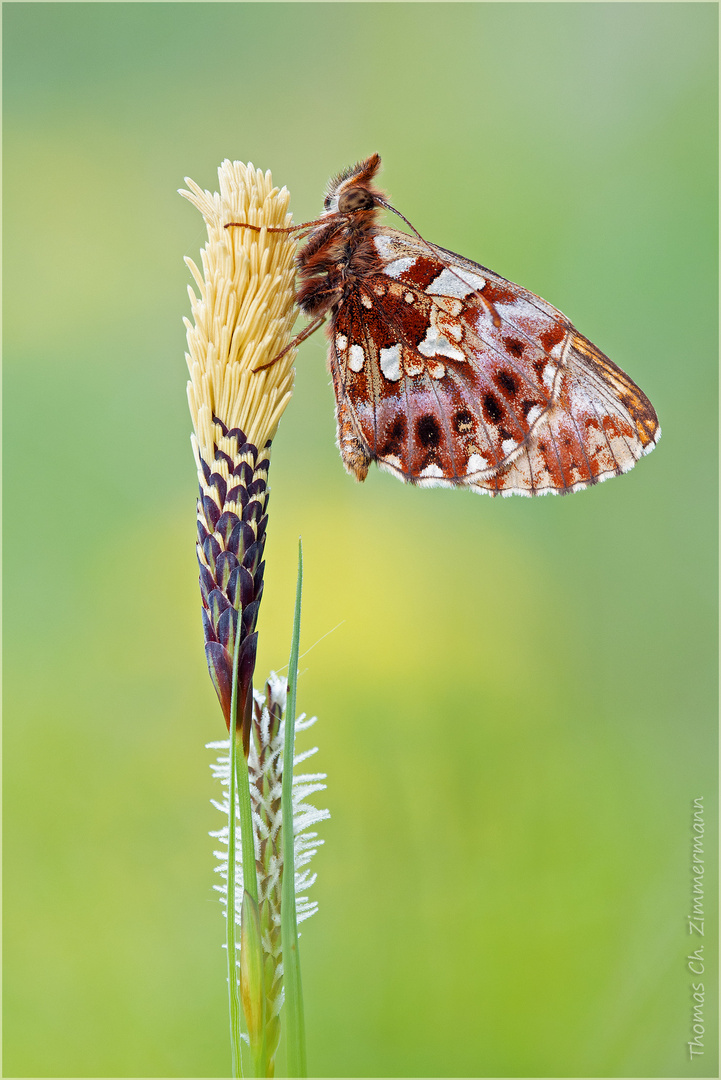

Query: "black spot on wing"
<box><xmin>454</xmin><ymin>409</ymin><xmax>474</xmax><ymax>435</ymax></box>
<box><xmin>494</xmin><ymin>370</ymin><xmax>519</xmax><ymax>398</ymax></box>
<box><xmin>503</xmin><ymin>337</ymin><xmax>525</xmax><ymax>358</ymax></box>
<box><xmin>417</xmin><ymin>414</ymin><xmax>441</xmax><ymax>448</ymax></box>
<box><xmin>380</xmin><ymin>415</ymin><xmax>407</xmax><ymax>457</ymax></box>
<box><xmin>482</xmin><ymin>393</ymin><xmax>502</xmax><ymax>424</ymax></box>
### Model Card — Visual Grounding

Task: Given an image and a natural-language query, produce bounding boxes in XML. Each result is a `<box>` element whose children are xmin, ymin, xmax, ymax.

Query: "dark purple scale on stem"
<box><xmin>196</xmin><ymin>430</ymin><xmax>271</xmax><ymax>754</ymax></box>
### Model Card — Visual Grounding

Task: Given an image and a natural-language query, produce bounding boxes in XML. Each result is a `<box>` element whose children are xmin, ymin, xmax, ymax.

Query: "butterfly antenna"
<box><xmin>374</xmin><ymin>198</ymin><xmax>501</xmax><ymax>328</ymax></box>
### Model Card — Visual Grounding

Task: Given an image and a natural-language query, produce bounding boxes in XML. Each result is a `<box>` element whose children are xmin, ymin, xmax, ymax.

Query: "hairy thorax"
<box><xmin>295</xmin><ymin>216</ymin><xmax>382</xmax><ymax>317</ymax></box>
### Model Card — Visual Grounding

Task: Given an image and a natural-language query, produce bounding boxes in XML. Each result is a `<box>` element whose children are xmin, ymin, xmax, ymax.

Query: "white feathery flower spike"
<box><xmin>207</xmin><ymin>672</ymin><xmax>329</xmax><ymax>1027</ymax></box>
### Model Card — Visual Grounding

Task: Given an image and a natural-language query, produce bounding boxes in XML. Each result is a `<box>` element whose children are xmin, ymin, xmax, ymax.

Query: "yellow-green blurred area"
<box><xmin>3</xmin><ymin>3</ymin><xmax>717</xmax><ymax>1077</ymax></box>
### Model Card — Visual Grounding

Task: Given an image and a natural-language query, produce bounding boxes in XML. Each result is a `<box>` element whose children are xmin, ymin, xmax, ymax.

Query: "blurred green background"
<box><xmin>3</xmin><ymin>3</ymin><xmax>717</xmax><ymax>1077</ymax></box>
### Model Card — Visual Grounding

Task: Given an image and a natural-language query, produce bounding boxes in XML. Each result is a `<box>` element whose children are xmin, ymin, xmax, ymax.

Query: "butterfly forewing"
<box><xmin>465</xmin><ymin>334</ymin><xmax>659</xmax><ymax>496</ymax></box>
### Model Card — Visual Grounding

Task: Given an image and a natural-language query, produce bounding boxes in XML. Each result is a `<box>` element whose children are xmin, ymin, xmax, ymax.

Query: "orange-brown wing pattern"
<box><xmin>328</xmin><ymin>227</ymin><xmax>658</xmax><ymax>495</ymax></box>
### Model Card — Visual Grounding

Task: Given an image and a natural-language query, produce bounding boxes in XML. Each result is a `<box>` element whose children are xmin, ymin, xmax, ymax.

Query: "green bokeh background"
<box><xmin>3</xmin><ymin>3</ymin><xmax>717</xmax><ymax>1077</ymax></box>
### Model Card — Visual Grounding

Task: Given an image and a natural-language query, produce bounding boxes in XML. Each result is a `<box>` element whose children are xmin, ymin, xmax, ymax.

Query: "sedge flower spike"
<box><xmin>208</xmin><ymin>673</ymin><xmax>330</xmax><ymax>1071</ymax></box>
<box><xmin>180</xmin><ymin>162</ymin><xmax>297</xmax><ymax>748</ymax></box>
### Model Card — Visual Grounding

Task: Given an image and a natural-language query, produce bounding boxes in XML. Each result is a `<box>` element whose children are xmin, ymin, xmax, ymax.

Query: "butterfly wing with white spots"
<box><xmin>287</xmin><ymin>155</ymin><xmax>660</xmax><ymax>496</ymax></box>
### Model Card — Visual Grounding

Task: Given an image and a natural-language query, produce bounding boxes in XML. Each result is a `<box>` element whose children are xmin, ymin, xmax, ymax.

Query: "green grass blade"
<box><xmin>235</xmin><ymin>736</ymin><xmax>259</xmax><ymax>905</ymax></box>
<box><xmin>281</xmin><ymin>539</ymin><xmax>307</xmax><ymax>1078</ymax></box>
<box><xmin>227</xmin><ymin>623</ymin><xmax>245</xmax><ymax>1078</ymax></box>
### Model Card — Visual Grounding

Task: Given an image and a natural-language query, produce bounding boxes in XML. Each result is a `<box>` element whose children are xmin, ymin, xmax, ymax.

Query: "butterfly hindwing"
<box><xmin>329</xmin><ymin>227</ymin><xmax>576</xmax><ymax>486</ymax></box>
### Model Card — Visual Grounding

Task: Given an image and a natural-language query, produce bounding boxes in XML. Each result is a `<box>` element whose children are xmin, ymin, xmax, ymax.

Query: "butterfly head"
<box><xmin>322</xmin><ymin>153</ymin><xmax>384</xmax><ymax>217</ymax></box>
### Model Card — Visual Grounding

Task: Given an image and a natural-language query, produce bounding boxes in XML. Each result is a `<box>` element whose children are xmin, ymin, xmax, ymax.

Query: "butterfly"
<box><xmin>233</xmin><ymin>154</ymin><xmax>660</xmax><ymax>496</ymax></box>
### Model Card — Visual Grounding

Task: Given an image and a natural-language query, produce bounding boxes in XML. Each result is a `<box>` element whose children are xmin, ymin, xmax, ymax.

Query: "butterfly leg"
<box><xmin>252</xmin><ymin>314</ymin><xmax>327</xmax><ymax>371</ymax></box>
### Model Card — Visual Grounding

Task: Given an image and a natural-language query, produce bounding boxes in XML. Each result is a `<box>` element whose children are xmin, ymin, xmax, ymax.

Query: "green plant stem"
<box><xmin>235</xmin><ymin>737</ymin><xmax>259</xmax><ymax>904</ymax></box>
<box><xmin>241</xmin><ymin>890</ymin><xmax>268</xmax><ymax>1078</ymax></box>
<box><xmin>227</xmin><ymin>624</ymin><xmax>245</xmax><ymax>1078</ymax></box>
<box><xmin>281</xmin><ymin>539</ymin><xmax>307</xmax><ymax>1078</ymax></box>
<box><xmin>235</xmin><ymin>746</ymin><xmax>265</xmax><ymax>1074</ymax></box>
